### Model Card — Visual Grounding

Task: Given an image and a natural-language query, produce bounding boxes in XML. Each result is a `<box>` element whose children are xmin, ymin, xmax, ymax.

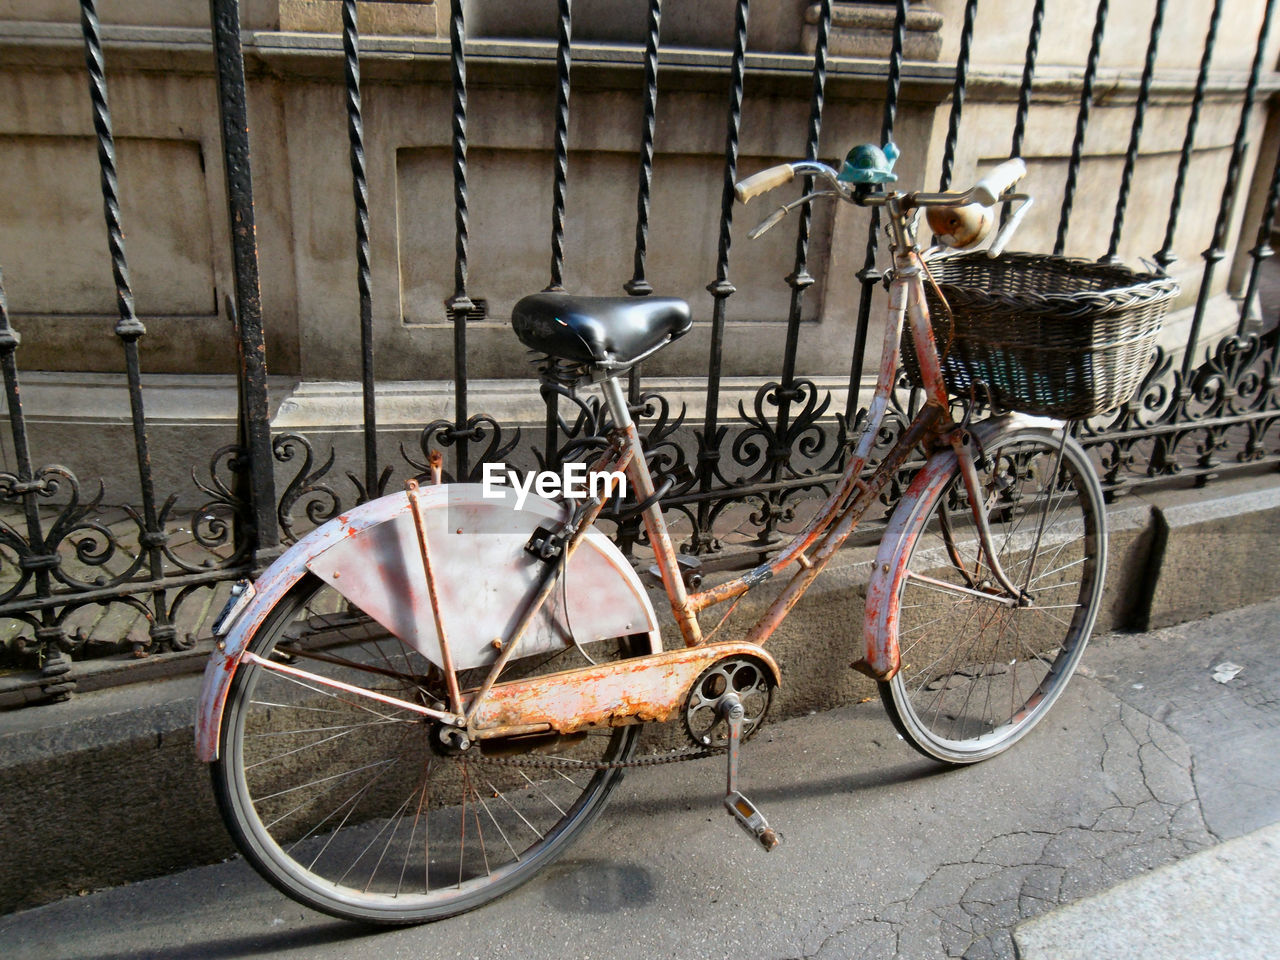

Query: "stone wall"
<box><xmin>0</xmin><ymin>1</ymin><xmax>1277</xmax><ymax>504</ymax></box>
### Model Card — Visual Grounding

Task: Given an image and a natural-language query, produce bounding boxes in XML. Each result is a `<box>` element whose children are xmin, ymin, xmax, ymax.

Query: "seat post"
<box><xmin>597</xmin><ymin>371</ymin><xmax>635</xmax><ymax>434</ymax></box>
<box><xmin>597</xmin><ymin>372</ymin><xmax>703</xmax><ymax>646</ymax></box>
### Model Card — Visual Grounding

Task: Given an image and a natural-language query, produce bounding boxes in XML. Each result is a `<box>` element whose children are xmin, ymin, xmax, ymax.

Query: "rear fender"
<box><xmin>196</xmin><ymin>484</ymin><xmax>661</xmax><ymax>761</ymax></box>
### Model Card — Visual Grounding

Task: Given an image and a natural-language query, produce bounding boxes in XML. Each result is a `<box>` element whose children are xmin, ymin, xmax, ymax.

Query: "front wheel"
<box><xmin>879</xmin><ymin>425</ymin><xmax>1106</xmax><ymax>764</ymax></box>
<box><xmin>212</xmin><ymin>574</ymin><xmax>639</xmax><ymax>924</ymax></box>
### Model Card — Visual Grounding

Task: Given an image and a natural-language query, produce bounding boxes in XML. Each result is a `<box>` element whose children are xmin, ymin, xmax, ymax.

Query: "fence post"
<box><xmin>209</xmin><ymin>0</ymin><xmax>279</xmax><ymax>563</ymax></box>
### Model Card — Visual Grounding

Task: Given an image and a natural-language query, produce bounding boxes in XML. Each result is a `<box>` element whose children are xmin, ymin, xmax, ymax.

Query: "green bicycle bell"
<box><xmin>837</xmin><ymin>142</ymin><xmax>900</xmax><ymax>185</ymax></box>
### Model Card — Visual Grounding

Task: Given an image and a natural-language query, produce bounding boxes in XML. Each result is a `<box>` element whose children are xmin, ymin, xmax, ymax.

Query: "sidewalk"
<box><xmin>1016</xmin><ymin>822</ymin><xmax>1280</xmax><ymax>959</ymax></box>
<box><xmin>2</xmin><ymin>597</ymin><xmax>1278</xmax><ymax>960</ymax></box>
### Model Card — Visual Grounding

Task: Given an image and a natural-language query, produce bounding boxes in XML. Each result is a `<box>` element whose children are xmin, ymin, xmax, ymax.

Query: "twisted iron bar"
<box><xmin>780</xmin><ymin>0</ymin><xmax>830</xmax><ymax>391</ymax></box>
<box><xmin>1105</xmin><ymin>0</ymin><xmax>1165</xmax><ymax>264</ymax></box>
<box><xmin>1009</xmin><ymin>0</ymin><xmax>1044</xmax><ymax>160</ymax></box>
<box><xmin>694</xmin><ymin>0</ymin><xmax>751</xmax><ymax>549</ymax></box>
<box><xmin>1004</xmin><ymin>0</ymin><xmax>1044</xmax><ymax>228</ymax></box>
<box><xmin>845</xmin><ymin>0</ymin><xmax>907</xmax><ymax>423</ymax></box>
<box><xmin>547</xmin><ymin>0</ymin><xmax>573</xmax><ymax>293</ymax></box>
<box><xmin>539</xmin><ymin>0</ymin><xmax>575</xmax><ymax>472</ymax></box>
<box><xmin>448</xmin><ymin>2</ymin><xmax>470</xmax><ymax>305</ymax></box>
<box><xmin>621</xmin><ymin>0</ymin><xmax>664</xmax><ymax>518</ymax></box>
<box><xmin>78</xmin><ymin>1</ymin><xmax>142</xmax><ymax>340</ymax></box>
<box><xmin>1156</xmin><ymin>0</ymin><xmax>1223</xmax><ymax>269</ymax></box>
<box><xmin>939</xmin><ymin>0</ymin><xmax>979</xmax><ymax>192</ymax></box>
<box><xmin>880</xmin><ymin>0</ymin><xmax>906</xmax><ymax>146</ymax></box>
<box><xmin>79</xmin><ymin>0</ymin><xmax>175</xmax><ymax>661</ymax></box>
<box><xmin>1181</xmin><ymin>0</ymin><xmax>1277</xmax><ymax>384</ymax></box>
<box><xmin>341</xmin><ymin>0</ymin><xmax>379</xmax><ymax>498</ymax></box>
<box><xmin>1055</xmin><ymin>0</ymin><xmax>1109</xmax><ymax>257</ymax></box>
<box><xmin>447</xmin><ymin>0</ymin><xmax>474</xmax><ymax>479</ymax></box>
<box><xmin>756</xmin><ymin>0</ymin><xmax>832</xmax><ymax>546</ymax></box>
<box><xmin>626</xmin><ymin>0</ymin><xmax>663</xmax><ymax>298</ymax></box>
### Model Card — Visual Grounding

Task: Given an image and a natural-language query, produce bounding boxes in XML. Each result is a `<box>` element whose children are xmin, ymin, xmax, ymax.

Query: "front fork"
<box><xmin>947</xmin><ymin>427</ymin><xmax>1032</xmax><ymax>603</ymax></box>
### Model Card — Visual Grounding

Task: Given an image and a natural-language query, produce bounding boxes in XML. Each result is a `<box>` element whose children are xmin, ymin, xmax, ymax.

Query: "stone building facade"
<box><xmin>0</xmin><ymin>1</ymin><xmax>1277</xmax><ymax>500</ymax></box>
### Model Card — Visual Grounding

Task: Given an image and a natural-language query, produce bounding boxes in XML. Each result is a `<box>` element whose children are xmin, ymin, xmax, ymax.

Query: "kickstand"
<box><xmin>719</xmin><ymin>694</ymin><xmax>781</xmax><ymax>851</ymax></box>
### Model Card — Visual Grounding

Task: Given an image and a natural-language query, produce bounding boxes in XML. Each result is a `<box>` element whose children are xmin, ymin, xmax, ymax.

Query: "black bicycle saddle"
<box><xmin>512</xmin><ymin>293</ymin><xmax>692</xmax><ymax>367</ymax></box>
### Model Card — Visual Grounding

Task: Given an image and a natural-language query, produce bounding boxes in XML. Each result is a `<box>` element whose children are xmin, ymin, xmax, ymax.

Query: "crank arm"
<box><xmin>720</xmin><ymin>694</ymin><xmax>781</xmax><ymax>851</ymax></box>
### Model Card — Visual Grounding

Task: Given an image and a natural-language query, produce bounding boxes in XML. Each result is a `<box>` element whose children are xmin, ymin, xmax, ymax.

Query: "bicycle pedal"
<box><xmin>723</xmin><ymin>790</ymin><xmax>781</xmax><ymax>851</ymax></box>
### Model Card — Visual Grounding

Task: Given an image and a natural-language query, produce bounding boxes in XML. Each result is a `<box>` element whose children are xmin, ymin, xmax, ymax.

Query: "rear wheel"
<box><xmin>212</xmin><ymin>574</ymin><xmax>638</xmax><ymax>924</ymax></box>
<box><xmin>879</xmin><ymin>426</ymin><xmax>1106</xmax><ymax>764</ymax></box>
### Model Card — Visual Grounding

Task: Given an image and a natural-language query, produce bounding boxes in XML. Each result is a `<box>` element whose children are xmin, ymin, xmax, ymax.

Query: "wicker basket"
<box><xmin>901</xmin><ymin>252</ymin><xmax>1179</xmax><ymax>419</ymax></box>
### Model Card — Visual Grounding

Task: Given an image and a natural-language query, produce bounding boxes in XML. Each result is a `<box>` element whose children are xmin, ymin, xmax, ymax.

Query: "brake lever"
<box><xmin>749</xmin><ymin>207</ymin><xmax>789</xmax><ymax>240</ymax></box>
<box><xmin>986</xmin><ymin>193</ymin><xmax>1033</xmax><ymax>258</ymax></box>
<box><xmin>748</xmin><ymin>190</ymin><xmax>838</xmax><ymax>240</ymax></box>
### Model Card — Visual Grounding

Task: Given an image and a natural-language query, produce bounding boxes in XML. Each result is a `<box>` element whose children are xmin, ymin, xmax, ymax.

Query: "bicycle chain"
<box><xmin>455</xmin><ymin>745</ymin><xmax>726</xmax><ymax>771</ymax></box>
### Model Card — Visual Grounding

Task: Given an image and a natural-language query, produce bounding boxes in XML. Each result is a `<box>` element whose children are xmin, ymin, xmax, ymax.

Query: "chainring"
<box><xmin>682</xmin><ymin>655</ymin><xmax>775</xmax><ymax>747</ymax></box>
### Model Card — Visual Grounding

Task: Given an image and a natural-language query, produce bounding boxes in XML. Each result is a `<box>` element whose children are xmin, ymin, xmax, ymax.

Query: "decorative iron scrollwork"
<box><xmin>275</xmin><ymin>434</ymin><xmax>343</xmax><ymax>544</ymax></box>
<box><xmin>410</xmin><ymin>414</ymin><xmax>521</xmax><ymax>484</ymax></box>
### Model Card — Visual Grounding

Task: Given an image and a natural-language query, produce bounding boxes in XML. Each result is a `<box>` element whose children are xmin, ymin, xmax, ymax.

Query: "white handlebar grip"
<box><xmin>972</xmin><ymin>158</ymin><xmax>1027</xmax><ymax>206</ymax></box>
<box><xmin>735</xmin><ymin>164</ymin><xmax>796</xmax><ymax>203</ymax></box>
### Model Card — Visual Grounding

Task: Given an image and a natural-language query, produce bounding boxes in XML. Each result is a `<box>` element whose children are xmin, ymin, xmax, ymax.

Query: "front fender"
<box><xmin>196</xmin><ymin>484</ymin><xmax>661</xmax><ymax>761</ymax></box>
<box><xmin>858</xmin><ymin>415</ymin><xmax>1051</xmax><ymax>679</ymax></box>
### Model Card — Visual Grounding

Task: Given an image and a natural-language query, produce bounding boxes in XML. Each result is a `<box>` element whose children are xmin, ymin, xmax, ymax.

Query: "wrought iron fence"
<box><xmin>0</xmin><ymin>0</ymin><xmax>1277</xmax><ymax>705</ymax></box>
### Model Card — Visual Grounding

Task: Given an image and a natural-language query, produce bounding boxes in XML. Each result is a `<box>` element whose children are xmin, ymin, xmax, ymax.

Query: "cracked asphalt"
<box><xmin>4</xmin><ymin>598</ymin><xmax>1278</xmax><ymax>960</ymax></box>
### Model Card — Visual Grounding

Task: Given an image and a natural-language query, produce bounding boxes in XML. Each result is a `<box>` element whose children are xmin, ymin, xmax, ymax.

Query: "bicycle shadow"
<box><xmin>537</xmin><ymin>859</ymin><xmax>659</xmax><ymax>914</ymax></box>
<box><xmin>608</xmin><ymin>755</ymin><xmax>950</xmax><ymax>818</ymax></box>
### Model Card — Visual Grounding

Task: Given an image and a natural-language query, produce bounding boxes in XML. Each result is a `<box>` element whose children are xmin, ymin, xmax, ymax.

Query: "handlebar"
<box><xmin>735</xmin><ymin>156</ymin><xmax>1026</xmax><ymax>209</ymax></box>
<box><xmin>734</xmin><ymin>151</ymin><xmax>1030</xmax><ymax>255</ymax></box>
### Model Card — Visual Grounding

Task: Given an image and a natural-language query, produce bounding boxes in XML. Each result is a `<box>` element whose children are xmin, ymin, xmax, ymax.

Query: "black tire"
<box><xmin>878</xmin><ymin>426</ymin><xmax>1106</xmax><ymax>764</ymax></box>
<box><xmin>212</xmin><ymin>574</ymin><xmax>638</xmax><ymax>924</ymax></box>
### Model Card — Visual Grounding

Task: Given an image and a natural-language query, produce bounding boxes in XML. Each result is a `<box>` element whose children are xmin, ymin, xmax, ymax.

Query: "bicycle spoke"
<box><xmin>303</xmin><ymin>758</ymin><xmax>402</xmax><ymax>871</ymax></box>
<box><xmin>348</xmin><ymin>787</ymin><xmax>423</xmax><ymax>892</ymax></box>
<box><xmin>245</xmin><ymin>719</ymin><xmax>398</xmax><ymax>771</ymax></box>
<box><xmin>519</xmin><ymin>769</ymin><xmax>568</xmax><ymax>818</ymax></box>
<box><xmin>247</xmin><ymin>720</ymin><xmax>386</xmax><ymax>738</ymax></box>
<box><xmin>475</xmin><ymin>791</ymin><xmax>521</xmax><ymax>863</ymax></box>
<box><xmin>248</xmin><ymin>661</ymin><xmax>426</xmax><ymax>724</ymax></box>
<box><xmin>396</xmin><ymin>773</ymin><xmax>431</xmax><ymax>898</ymax></box>
<box><xmin>486</xmin><ymin>777</ymin><xmax>546</xmax><ymax>841</ymax></box>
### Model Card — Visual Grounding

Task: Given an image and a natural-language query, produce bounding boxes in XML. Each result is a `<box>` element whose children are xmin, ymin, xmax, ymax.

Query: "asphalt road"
<box><xmin>4</xmin><ymin>598</ymin><xmax>1278</xmax><ymax>960</ymax></box>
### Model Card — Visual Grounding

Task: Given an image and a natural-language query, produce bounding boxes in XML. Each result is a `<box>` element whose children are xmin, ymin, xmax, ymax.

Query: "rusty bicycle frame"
<box><xmin>223</xmin><ymin>160</ymin><xmax>1035</xmax><ymax>750</ymax></box>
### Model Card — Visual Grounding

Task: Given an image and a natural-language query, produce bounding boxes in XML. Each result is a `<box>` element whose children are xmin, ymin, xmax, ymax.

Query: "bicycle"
<box><xmin>195</xmin><ymin>145</ymin><xmax>1118</xmax><ymax>924</ymax></box>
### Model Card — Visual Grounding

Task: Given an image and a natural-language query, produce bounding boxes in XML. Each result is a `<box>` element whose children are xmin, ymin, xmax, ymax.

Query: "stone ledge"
<box><xmin>1136</xmin><ymin>476</ymin><xmax>1280</xmax><ymax>630</ymax></box>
